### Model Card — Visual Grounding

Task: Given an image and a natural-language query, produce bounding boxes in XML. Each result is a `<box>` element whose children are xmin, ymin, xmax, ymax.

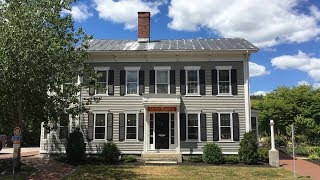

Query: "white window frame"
<box><xmin>125</xmin><ymin>113</ymin><xmax>139</xmax><ymax>141</ymax></box>
<box><xmin>218</xmin><ymin>112</ymin><xmax>234</xmax><ymax>142</ymax></box>
<box><xmin>186</xmin><ymin>113</ymin><xmax>201</xmax><ymax>142</ymax></box>
<box><xmin>154</xmin><ymin>66</ymin><xmax>171</xmax><ymax>94</ymax></box>
<box><xmin>93</xmin><ymin>112</ymin><xmax>107</xmax><ymax>140</ymax></box>
<box><xmin>58</xmin><ymin>114</ymin><xmax>70</xmax><ymax>140</ymax></box>
<box><xmin>94</xmin><ymin>67</ymin><xmax>109</xmax><ymax>96</ymax></box>
<box><xmin>185</xmin><ymin>66</ymin><xmax>200</xmax><ymax>96</ymax></box>
<box><xmin>216</xmin><ymin>66</ymin><xmax>232</xmax><ymax>96</ymax></box>
<box><xmin>125</xmin><ymin>67</ymin><xmax>140</xmax><ymax>95</ymax></box>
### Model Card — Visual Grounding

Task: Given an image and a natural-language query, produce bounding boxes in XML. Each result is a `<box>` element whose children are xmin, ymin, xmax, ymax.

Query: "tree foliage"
<box><xmin>0</xmin><ymin>0</ymin><xmax>94</xmax><ymax>145</ymax></box>
<box><xmin>252</xmin><ymin>85</ymin><xmax>320</xmax><ymax>144</ymax></box>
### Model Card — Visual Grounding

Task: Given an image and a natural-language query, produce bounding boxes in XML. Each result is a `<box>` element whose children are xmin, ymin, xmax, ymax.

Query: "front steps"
<box><xmin>141</xmin><ymin>152</ymin><xmax>182</xmax><ymax>164</ymax></box>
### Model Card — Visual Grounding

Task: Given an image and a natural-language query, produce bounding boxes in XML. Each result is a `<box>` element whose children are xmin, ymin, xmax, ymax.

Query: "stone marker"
<box><xmin>269</xmin><ymin>120</ymin><xmax>279</xmax><ymax>167</ymax></box>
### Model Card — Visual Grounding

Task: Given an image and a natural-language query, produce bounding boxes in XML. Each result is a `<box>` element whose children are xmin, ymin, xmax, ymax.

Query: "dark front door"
<box><xmin>155</xmin><ymin>113</ymin><xmax>169</xmax><ymax>149</ymax></box>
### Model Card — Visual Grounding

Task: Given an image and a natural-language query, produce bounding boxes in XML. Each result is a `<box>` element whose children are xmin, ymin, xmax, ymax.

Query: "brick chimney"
<box><xmin>138</xmin><ymin>12</ymin><xmax>150</xmax><ymax>43</ymax></box>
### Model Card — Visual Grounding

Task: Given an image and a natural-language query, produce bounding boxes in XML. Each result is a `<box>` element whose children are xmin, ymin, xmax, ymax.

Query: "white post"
<box><xmin>270</xmin><ymin>120</ymin><xmax>276</xmax><ymax>150</ymax></box>
<box><xmin>269</xmin><ymin>119</ymin><xmax>279</xmax><ymax>167</ymax></box>
<box><xmin>292</xmin><ymin>125</ymin><xmax>296</xmax><ymax>177</ymax></box>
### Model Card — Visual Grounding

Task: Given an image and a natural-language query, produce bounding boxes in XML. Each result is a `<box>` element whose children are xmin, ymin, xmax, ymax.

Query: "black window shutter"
<box><xmin>200</xmin><ymin>113</ymin><xmax>207</xmax><ymax>141</ymax></box>
<box><xmin>89</xmin><ymin>80</ymin><xmax>95</xmax><ymax>96</ymax></box>
<box><xmin>108</xmin><ymin>70</ymin><xmax>114</xmax><ymax>95</ymax></box>
<box><xmin>87</xmin><ymin>113</ymin><xmax>94</xmax><ymax>140</ymax></box>
<box><xmin>231</xmin><ymin>69</ymin><xmax>238</xmax><ymax>95</ymax></box>
<box><xmin>107</xmin><ymin>113</ymin><xmax>113</xmax><ymax>141</ymax></box>
<box><xmin>233</xmin><ymin>113</ymin><xmax>240</xmax><ymax>141</ymax></box>
<box><xmin>170</xmin><ymin>70</ymin><xmax>176</xmax><ymax>94</ymax></box>
<box><xmin>139</xmin><ymin>70</ymin><xmax>145</xmax><ymax>95</ymax></box>
<box><xmin>180</xmin><ymin>113</ymin><xmax>186</xmax><ymax>140</ymax></box>
<box><xmin>120</xmin><ymin>70</ymin><xmax>126</xmax><ymax>96</ymax></box>
<box><xmin>119</xmin><ymin>113</ymin><xmax>125</xmax><ymax>141</ymax></box>
<box><xmin>138</xmin><ymin>113</ymin><xmax>144</xmax><ymax>141</ymax></box>
<box><xmin>212</xmin><ymin>113</ymin><xmax>219</xmax><ymax>141</ymax></box>
<box><xmin>212</xmin><ymin>69</ymin><xmax>218</xmax><ymax>95</ymax></box>
<box><xmin>149</xmin><ymin>70</ymin><xmax>155</xmax><ymax>93</ymax></box>
<box><xmin>200</xmin><ymin>69</ymin><xmax>206</xmax><ymax>95</ymax></box>
<box><xmin>180</xmin><ymin>70</ymin><xmax>186</xmax><ymax>95</ymax></box>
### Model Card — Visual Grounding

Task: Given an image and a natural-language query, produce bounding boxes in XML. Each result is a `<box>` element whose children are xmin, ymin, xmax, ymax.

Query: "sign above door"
<box><xmin>147</xmin><ymin>107</ymin><xmax>176</xmax><ymax>112</ymax></box>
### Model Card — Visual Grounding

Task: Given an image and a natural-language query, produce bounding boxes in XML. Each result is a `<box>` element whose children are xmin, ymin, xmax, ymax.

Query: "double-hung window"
<box><xmin>185</xmin><ymin>66</ymin><xmax>200</xmax><ymax>95</ymax></box>
<box><xmin>59</xmin><ymin>114</ymin><xmax>69</xmax><ymax>139</ymax></box>
<box><xmin>126</xmin><ymin>113</ymin><xmax>137</xmax><ymax>140</ymax></box>
<box><xmin>125</xmin><ymin>67</ymin><xmax>140</xmax><ymax>95</ymax></box>
<box><xmin>219</xmin><ymin>113</ymin><xmax>233</xmax><ymax>141</ymax></box>
<box><xmin>217</xmin><ymin>66</ymin><xmax>231</xmax><ymax>95</ymax></box>
<box><xmin>155</xmin><ymin>67</ymin><xmax>170</xmax><ymax>94</ymax></box>
<box><xmin>94</xmin><ymin>113</ymin><xmax>106</xmax><ymax>140</ymax></box>
<box><xmin>187</xmin><ymin>113</ymin><xmax>199</xmax><ymax>140</ymax></box>
<box><xmin>95</xmin><ymin>67</ymin><xmax>109</xmax><ymax>95</ymax></box>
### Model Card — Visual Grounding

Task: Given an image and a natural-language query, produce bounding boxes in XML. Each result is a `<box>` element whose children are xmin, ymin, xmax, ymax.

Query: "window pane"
<box><xmin>59</xmin><ymin>127</ymin><xmax>68</xmax><ymax>139</ymax></box>
<box><xmin>95</xmin><ymin>114</ymin><xmax>105</xmax><ymax>126</ymax></box>
<box><xmin>127</xmin><ymin>71</ymin><xmax>137</xmax><ymax>82</ymax></box>
<box><xmin>188</xmin><ymin>82</ymin><xmax>198</xmax><ymax>94</ymax></box>
<box><xmin>220</xmin><ymin>114</ymin><xmax>230</xmax><ymax>126</ymax></box>
<box><xmin>188</xmin><ymin>127</ymin><xmax>198</xmax><ymax>140</ymax></box>
<box><xmin>219</xmin><ymin>82</ymin><xmax>230</xmax><ymax>94</ymax></box>
<box><xmin>221</xmin><ymin>127</ymin><xmax>231</xmax><ymax>140</ymax></box>
<box><xmin>127</xmin><ymin>114</ymin><xmax>136</xmax><ymax>126</ymax></box>
<box><xmin>96</xmin><ymin>82</ymin><xmax>107</xmax><ymax>94</ymax></box>
<box><xmin>97</xmin><ymin>71</ymin><xmax>107</xmax><ymax>82</ymax></box>
<box><xmin>188</xmin><ymin>114</ymin><xmax>198</xmax><ymax>125</ymax></box>
<box><xmin>157</xmin><ymin>71</ymin><xmax>168</xmax><ymax>83</ymax></box>
<box><xmin>157</xmin><ymin>84</ymin><xmax>168</xmax><ymax>94</ymax></box>
<box><xmin>127</xmin><ymin>127</ymin><xmax>136</xmax><ymax>139</ymax></box>
<box><xmin>251</xmin><ymin>117</ymin><xmax>257</xmax><ymax>130</ymax></box>
<box><xmin>219</xmin><ymin>70</ymin><xmax>229</xmax><ymax>81</ymax></box>
<box><xmin>127</xmin><ymin>82</ymin><xmax>137</xmax><ymax>94</ymax></box>
<box><xmin>60</xmin><ymin>114</ymin><xmax>69</xmax><ymax>126</ymax></box>
<box><xmin>187</xmin><ymin>70</ymin><xmax>198</xmax><ymax>81</ymax></box>
<box><xmin>95</xmin><ymin>127</ymin><xmax>105</xmax><ymax>139</ymax></box>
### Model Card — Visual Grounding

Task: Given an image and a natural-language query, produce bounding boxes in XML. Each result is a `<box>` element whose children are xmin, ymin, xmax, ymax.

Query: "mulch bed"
<box><xmin>0</xmin><ymin>158</ymin><xmax>37</xmax><ymax>178</ymax></box>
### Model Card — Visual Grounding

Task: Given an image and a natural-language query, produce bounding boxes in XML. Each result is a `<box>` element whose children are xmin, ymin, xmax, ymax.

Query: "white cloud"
<box><xmin>168</xmin><ymin>0</ymin><xmax>320</xmax><ymax>47</ymax></box>
<box><xmin>251</xmin><ymin>91</ymin><xmax>268</xmax><ymax>96</ymax></box>
<box><xmin>271</xmin><ymin>50</ymin><xmax>320</xmax><ymax>81</ymax></box>
<box><xmin>313</xmin><ymin>83</ymin><xmax>320</xmax><ymax>89</ymax></box>
<box><xmin>62</xmin><ymin>3</ymin><xmax>93</xmax><ymax>22</ymax></box>
<box><xmin>249</xmin><ymin>62</ymin><xmax>270</xmax><ymax>77</ymax></box>
<box><xmin>297</xmin><ymin>80</ymin><xmax>310</xmax><ymax>86</ymax></box>
<box><xmin>94</xmin><ymin>0</ymin><xmax>165</xmax><ymax>30</ymax></box>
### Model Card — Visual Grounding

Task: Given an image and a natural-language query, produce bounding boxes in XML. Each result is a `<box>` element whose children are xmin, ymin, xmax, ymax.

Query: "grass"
<box><xmin>65</xmin><ymin>165</ymin><xmax>307</xmax><ymax>179</ymax></box>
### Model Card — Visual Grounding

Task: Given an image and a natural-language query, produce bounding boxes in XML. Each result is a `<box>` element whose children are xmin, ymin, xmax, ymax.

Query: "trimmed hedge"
<box><xmin>202</xmin><ymin>143</ymin><xmax>224</xmax><ymax>164</ymax></box>
<box><xmin>224</xmin><ymin>155</ymin><xmax>239</xmax><ymax>164</ymax></box>
<box><xmin>122</xmin><ymin>155</ymin><xmax>137</xmax><ymax>163</ymax></box>
<box><xmin>101</xmin><ymin>142</ymin><xmax>121</xmax><ymax>164</ymax></box>
<box><xmin>239</xmin><ymin>132</ymin><xmax>259</xmax><ymax>164</ymax></box>
<box><xmin>186</xmin><ymin>155</ymin><xmax>203</xmax><ymax>163</ymax></box>
<box><xmin>66</xmin><ymin>128</ymin><xmax>86</xmax><ymax>163</ymax></box>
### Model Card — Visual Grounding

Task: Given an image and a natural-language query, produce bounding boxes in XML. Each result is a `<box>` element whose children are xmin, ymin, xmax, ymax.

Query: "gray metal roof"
<box><xmin>87</xmin><ymin>38</ymin><xmax>258</xmax><ymax>52</ymax></box>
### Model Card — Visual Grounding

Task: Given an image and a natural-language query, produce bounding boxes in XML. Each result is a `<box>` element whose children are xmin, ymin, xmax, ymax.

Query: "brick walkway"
<box><xmin>280</xmin><ymin>151</ymin><xmax>320</xmax><ymax>180</ymax></box>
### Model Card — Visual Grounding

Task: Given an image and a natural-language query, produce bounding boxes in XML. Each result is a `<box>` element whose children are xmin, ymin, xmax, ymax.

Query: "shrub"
<box><xmin>238</xmin><ymin>132</ymin><xmax>259</xmax><ymax>164</ymax></box>
<box><xmin>224</xmin><ymin>155</ymin><xmax>239</xmax><ymax>164</ymax></box>
<box><xmin>186</xmin><ymin>155</ymin><xmax>203</xmax><ymax>163</ymax></box>
<box><xmin>66</xmin><ymin>128</ymin><xmax>86</xmax><ymax>163</ymax></box>
<box><xmin>275</xmin><ymin>135</ymin><xmax>287</xmax><ymax>147</ymax></box>
<box><xmin>295</xmin><ymin>146</ymin><xmax>309</xmax><ymax>156</ymax></box>
<box><xmin>308</xmin><ymin>154</ymin><xmax>319</xmax><ymax>160</ymax></box>
<box><xmin>258</xmin><ymin>147</ymin><xmax>269</xmax><ymax>163</ymax></box>
<box><xmin>101</xmin><ymin>142</ymin><xmax>121</xmax><ymax>164</ymax></box>
<box><xmin>202</xmin><ymin>143</ymin><xmax>224</xmax><ymax>164</ymax></box>
<box><xmin>122</xmin><ymin>155</ymin><xmax>137</xmax><ymax>163</ymax></box>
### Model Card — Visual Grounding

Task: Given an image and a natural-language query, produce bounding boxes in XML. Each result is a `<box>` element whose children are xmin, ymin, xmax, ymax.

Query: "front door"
<box><xmin>155</xmin><ymin>113</ymin><xmax>169</xmax><ymax>149</ymax></box>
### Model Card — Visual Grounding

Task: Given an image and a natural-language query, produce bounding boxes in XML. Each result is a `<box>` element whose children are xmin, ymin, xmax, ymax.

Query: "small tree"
<box><xmin>101</xmin><ymin>142</ymin><xmax>121</xmax><ymax>164</ymax></box>
<box><xmin>202</xmin><ymin>143</ymin><xmax>224</xmax><ymax>164</ymax></box>
<box><xmin>66</xmin><ymin>128</ymin><xmax>86</xmax><ymax>163</ymax></box>
<box><xmin>238</xmin><ymin>132</ymin><xmax>259</xmax><ymax>164</ymax></box>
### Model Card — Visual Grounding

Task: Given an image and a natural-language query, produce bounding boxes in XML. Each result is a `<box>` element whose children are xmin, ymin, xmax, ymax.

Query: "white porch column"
<box><xmin>244</xmin><ymin>58</ymin><xmax>251</xmax><ymax>132</ymax></box>
<box><xmin>177</xmin><ymin>106</ymin><xmax>180</xmax><ymax>152</ymax></box>
<box><xmin>143</xmin><ymin>107</ymin><xmax>148</xmax><ymax>152</ymax></box>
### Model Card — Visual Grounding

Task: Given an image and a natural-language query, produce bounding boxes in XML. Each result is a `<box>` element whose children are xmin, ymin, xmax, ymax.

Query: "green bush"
<box><xmin>258</xmin><ymin>147</ymin><xmax>269</xmax><ymax>163</ymax></box>
<box><xmin>308</xmin><ymin>154</ymin><xmax>319</xmax><ymax>160</ymax></box>
<box><xmin>66</xmin><ymin>128</ymin><xmax>86</xmax><ymax>163</ymax></box>
<box><xmin>186</xmin><ymin>155</ymin><xmax>203</xmax><ymax>163</ymax></box>
<box><xmin>275</xmin><ymin>135</ymin><xmax>287</xmax><ymax>147</ymax></box>
<box><xmin>202</xmin><ymin>143</ymin><xmax>224</xmax><ymax>164</ymax></box>
<box><xmin>295</xmin><ymin>146</ymin><xmax>309</xmax><ymax>156</ymax></box>
<box><xmin>101</xmin><ymin>142</ymin><xmax>121</xmax><ymax>164</ymax></box>
<box><xmin>224</xmin><ymin>155</ymin><xmax>239</xmax><ymax>164</ymax></box>
<box><xmin>239</xmin><ymin>132</ymin><xmax>259</xmax><ymax>164</ymax></box>
<box><xmin>122</xmin><ymin>155</ymin><xmax>137</xmax><ymax>163</ymax></box>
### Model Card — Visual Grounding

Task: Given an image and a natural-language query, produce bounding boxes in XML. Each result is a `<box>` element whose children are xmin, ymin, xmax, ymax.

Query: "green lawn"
<box><xmin>65</xmin><ymin>165</ymin><xmax>306</xmax><ymax>179</ymax></box>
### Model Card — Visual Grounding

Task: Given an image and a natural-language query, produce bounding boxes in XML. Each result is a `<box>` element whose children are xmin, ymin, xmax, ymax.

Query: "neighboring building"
<box><xmin>40</xmin><ymin>12</ymin><xmax>259</xmax><ymax>160</ymax></box>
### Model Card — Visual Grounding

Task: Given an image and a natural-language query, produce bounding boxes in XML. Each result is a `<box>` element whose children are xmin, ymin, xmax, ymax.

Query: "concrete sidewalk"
<box><xmin>280</xmin><ymin>151</ymin><xmax>320</xmax><ymax>180</ymax></box>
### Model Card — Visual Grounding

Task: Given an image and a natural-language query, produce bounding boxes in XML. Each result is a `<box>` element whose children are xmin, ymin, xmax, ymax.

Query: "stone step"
<box><xmin>141</xmin><ymin>152</ymin><xmax>182</xmax><ymax>163</ymax></box>
<box><xmin>145</xmin><ymin>160</ymin><xmax>178</xmax><ymax>165</ymax></box>
<box><xmin>142</xmin><ymin>157</ymin><xmax>178</xmax><ymax>161</ymax></box>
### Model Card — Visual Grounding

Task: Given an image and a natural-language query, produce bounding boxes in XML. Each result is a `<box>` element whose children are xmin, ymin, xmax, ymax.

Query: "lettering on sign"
<box><xmin>147</xmin><ymin>107</ymin><xmax>177</xmax><ymax>112</ymax></box>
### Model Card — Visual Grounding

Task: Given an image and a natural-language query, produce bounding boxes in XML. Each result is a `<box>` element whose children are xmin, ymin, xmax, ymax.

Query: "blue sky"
<box><xmin>66</xmin><ymin>0</ymin><xmax>320</xmax><ymax>95</ymax></box>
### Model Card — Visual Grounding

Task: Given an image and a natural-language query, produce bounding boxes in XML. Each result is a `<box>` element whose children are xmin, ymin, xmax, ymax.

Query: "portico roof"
<box><xmin>142</xmin><ymin>94</ymin><xmax>181</xmax><ymax>106</ymax></box>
